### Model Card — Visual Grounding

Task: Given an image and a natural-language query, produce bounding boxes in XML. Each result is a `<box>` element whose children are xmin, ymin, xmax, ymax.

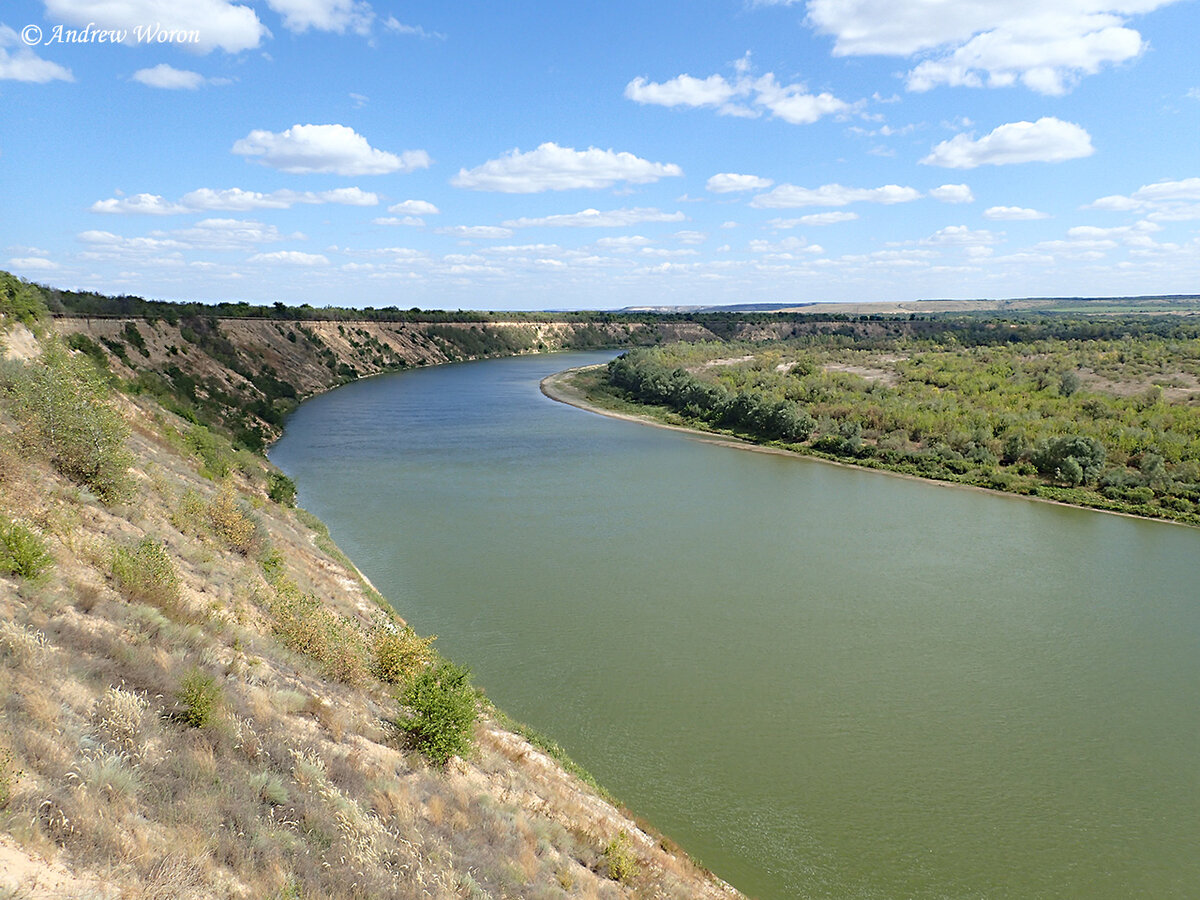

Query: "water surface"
<box><xmin>271</xmin><ymin>351</ymin><xmax>1200</xmax><ymax>899</ymax></box>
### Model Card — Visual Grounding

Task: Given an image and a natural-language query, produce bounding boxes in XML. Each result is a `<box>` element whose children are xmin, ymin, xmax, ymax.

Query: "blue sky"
<box><xmin>1</xmin><ymin>0</ymin><xmax>1197</xmax><ymax>310</ymax></box>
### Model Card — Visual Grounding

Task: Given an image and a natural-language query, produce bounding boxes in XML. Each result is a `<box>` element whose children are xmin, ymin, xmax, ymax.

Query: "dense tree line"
<box><xmin>603</xmin><ymin>328</ymin><xmax>1200</xmax><ymax>525</ymax></box>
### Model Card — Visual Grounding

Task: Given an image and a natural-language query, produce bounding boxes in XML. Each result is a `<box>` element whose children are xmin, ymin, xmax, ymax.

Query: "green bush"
<box><xmin>267</xmin><ymin>472</ymin><xmax>297</xmax><ymax>507</ymax></box>
<box><xmin>398</xmin><ymin>661</ymin><xmax>477</xmax><ymax>765</ymax></box>
<box><xmin>0</xmin><ymin>519</ymin><xmax>52</xmax><ymax>579</ymax></box>
<box><xmin>269</xmin><ymin>583</ymin><xmax>370</xmax><ymax>685</ymax></box>
<box><xmin>371</xmin><ymin>623</ymin><xmax>435</xmax><ymax>685</ymax></box>
<box><xmin>176</xmin><ymin>668</ymin><xmax>222</xmax><ymax>728</ymax></box>
<box><xmin>112</xmin><ymin>537</ymin><xmax>181</xmax><ymax>611</ymax></box>
<box><xmin>602</xmin><ymin>831</ymin><xmax>640</xmax><ymax>884</ymax></box>
<box><xmin>12</xmin><ymin>343</ymin><xmax>133</xmax><ymax>501</ymax></box>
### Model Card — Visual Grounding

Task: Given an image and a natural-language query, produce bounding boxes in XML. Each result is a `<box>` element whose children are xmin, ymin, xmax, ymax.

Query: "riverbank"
<box><xmin>542</xmin><ymin>364</ymin><xmax>1198</xmax><ymax>528</ymax></box>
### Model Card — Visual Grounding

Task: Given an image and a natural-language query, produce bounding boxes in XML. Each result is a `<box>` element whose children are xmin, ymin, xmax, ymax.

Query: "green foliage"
<box><xmin>66</xmin><ymin>332</ymin><xmax>109</xmax><ymax>368</ymax></box>
<box><xmin>185</xmin><ymin>423</ymin><xmax>233</xmax><ymax>479</ymax></box>
<box><xmin>269</xmin><ymin>581</ymin><xmax>370</xmax><ymax>684</ymax></box>
<box><xmin>398</xmin><ymin>661</ymin><xmax>478</xmax><ymax>765</ymax></box>
<box><xmin>111</xmin><ymin>537</ymin><xmax>181</xmax><ymax>611</ymax></box>
<box><xmin>1032</xmin><ymin>436</ymin><xmax>1107</xmax><ymax>485</ymax></box>
<box><xmin>11</xmin><ymin>343</ymin><xmax>133</xmax><ymax>501</ymax></box>
<box><xmin>267</xmin><ymin>471</ymin><xmax>297</xmax><ymax>506</ymax></box>
<box><xmin>176</xmin><ymin>667</ymin><xmax>222</xmax><ymax>728</ymax></box>
<box><xmin>602</xmin><ymin>831</ymin><xmax>640</xmax><ymax>884</ymax></box>
<box><xmin>0</xmin><ymin>519</ymin><xmax>52</xmax><ymax>579</ymax></box>
<box><xmin>370</xmin><ymin>622</ymin><xmax>436</xmax><ymax>685</ymax></box>
<box><xmin>0</xmin><ymin>272</ymin><xmax>48</xmax><ymax>325</ymax></box>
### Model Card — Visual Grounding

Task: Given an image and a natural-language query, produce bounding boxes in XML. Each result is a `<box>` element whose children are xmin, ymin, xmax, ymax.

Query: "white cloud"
<box><xmin>1084</xmin><ymin>178</ymin><xmax>1200</xmax><ymax>220</ymax></box>
<box><xmin>91</xmin><ymin>186</ymin><xmax>378</xmax><ymax>214</ymax></box>
<box><xmin>8</xmin><ymin>257</ymin><xmax>60</xmax><ymax>270</ymax></box>
<box><xmin>984</xmin><ymin>206</ymin><xmax>1050</xmax><ymax>220</ymax></box>
<box><xmin>626</xmin><ymin>58</ymin><xmax>851</xmax><ymax>124</ymax></box>
<box><xmin>0</xmin><ymin>25</ymin><xmax>73</xmax><ymax>82</ymax></box>
<box><xmin>1066</xmin><ymin>219</ymin><xmax>1162</xmax><ymax>247</ymax></box>
<box><xmin>383</xmin><ymin>18</ymin><xmax>446</xmax><ymax>40</ymax></box>
<box><xmin>90</xmin><ymin>193</ymin><xmax>191</xmax><ymax>215</ymax></box>
<box><xmin>674</xmin><ymin>230</ymin><xmax>708</xmax><ymax>244</ymax></box>
<box><xmin>595</xmin><ymin>235</ymin><xmax>653</xmax><ymax>249</ymax></box>
<box><xmin>44</xmin><ymin>0</ymin><xmax>268</xmax><ymax>53</ymax></box>
<box><xmin>233</xmin><ymin>124</ymin><xmax>429</xmax><ymax>175</ymax></box>
<box><xmin>768</xmin><ymin>212</ymin><xmax>859</xmax><ymax>227</ymax></box>
<box><xmin>169</xmin><ymin>218</ymin><xmax>296</xmax><ymax>250</ymax></box>
<box><xmin>389</xmin><ymin>199</ymin><xmax>440</xmax><ymax>215</ymax></box>
<box><xmin>750</xmin><ymin>183</ymin><xmax>921</xmax><ymax>208</ymax></box>
<box><xmin>452</xmin><ymin>143</ymin><xmax>682</xmax><ymax>193</ymax></box>
<box><xmin>434</xmin><ymin>225</ymin><xmax>514</xmax><ymax>238</ymax></box>
<box><xmin>248</xmin><ymin>250</ymin><xmax>330</xmax><ymax>265</ymax></box>
<box><xmin>707</xmin><ymin>173</ymin><xmax>774</xmax><ymax>193</ymax></box>
<box><xmin>503</xmin><ymin>208</ymin><xmax>687</xmax><ymax>228</ymax></box>
<box><xmin>804</xmin><ymin>0</ymin><xmax>1178</xmax><ymax>95</ymax></box>
<box><xmin>265</xmin><ymin>0</ymin><xmax>373</xmax><ymax>35</ymax></box>
<box><xmin>749</xmin><ymin>236</ymin><xmax>824</xmax><ymax>256</ymax></box>
<box><xmin>921</xmin><ymin>225</ymin><xmax>1000</xmax><ymax>245</ymax></box>
<box><xmin>920</xmin><ymin>117</ymin><xmax>1094</xmax><ymax>168</ymax></box>
<box><xmin>131</xmin><ymin>64</ymin><xmax>206</xmax><ymax>89</ymax></box>
<box><xmin>373</xmin><ymin>216</ymin><xmax>424</xmax><ymax>226</ymax></box>
<box><xmin>930</xmin><ymin>184</ymin><xmax>975</xmax><ymax>204</ymax></box>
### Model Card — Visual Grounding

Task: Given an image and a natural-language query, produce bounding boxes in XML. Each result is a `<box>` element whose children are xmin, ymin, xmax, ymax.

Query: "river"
<box><xmin>270</xmin><ymin>350</ymin><xmax>1200</xmax><ymax>899</ymax></box>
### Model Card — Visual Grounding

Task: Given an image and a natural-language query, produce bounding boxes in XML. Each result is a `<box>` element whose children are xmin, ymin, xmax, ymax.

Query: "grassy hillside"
<box><xmin>0</xmin><ymin>274</ymin><xmax>741</xmax><ymax>898</ymax></box>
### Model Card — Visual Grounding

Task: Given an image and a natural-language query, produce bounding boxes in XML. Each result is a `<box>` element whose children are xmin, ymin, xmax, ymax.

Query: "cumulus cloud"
<box><xmin>707</xmin><ymin>173</ymin><xmax>774</xmax><ymax>193</ymax></box>
<box><xmin>929</xmin><ymin>184</ymin><xmax>975</xmax><ymax>204</ymax></box>
<box><xmin>750</xmin><ymin>183</ymin><xmax>921</xmax><ymax>208</ymax></box>
<box><xmin>921</xmin><ymin>225</ymin><xmax>1000</xmax><ymax>245</ymax></box>
<box><xmin>502</xmin><ymin>208</ymin><xmax>687</xmax><ymax>228</ymax></box>
<box><xmin>803</xmin><ymin>0</ymin><xmax>1178</xmax><ymax>95</ymax></box>
<box><xmin>626</xmin><ymin>57</ymin><xmax>851</xmax><ymax>124</ymax></box>
<box><xmin>389</xmin><ymin>199</ymin><xmax>440</xmax><ymax>215</ymax></box>
<box><xmin>433</xmin><ymin>225</ymin><xmax>514</xmax><ymax>238</ymax></box>
<box><xmin>44</xmin><ymin>0</ymin><xmax>268</xmax><ymax>53</ymax></box>
<box><xmin>265</xmin><ymin>0</ymin><xmax>373</xmax><ymax>35</ymax></box>
<box><xmin>452</xmin><ymin>143</ymin><xmax>682</xmax><ymax>193</ymax></box>
<box><xmin>248</xmin><ymin>250</ymin><xmax>330</xmax><ymax>265</ymax></box>
<box><xmin>8</xmin><ymin>257</ymin><xmax>59</xmax><ymax>270</ymax></box>
<box><xmin>920</xmin><ymin>118</ymin><xmax>1094</xmax><ymax>168</ymax></box>
<box><xmin>984</xmin><ymin>206</ymin><xmax>1050</xmax><ymax>220</ymax></box>
<box><xmin>373</xmin><ymin>216</ymin><xmax>425</xmax><ymax>226</ymax></box>
<box><xmin>768</xmin><ymin>212</ymin><xmax>859</xmax><ymax>227</ymax></box>
<box><xmin>0</xmin><ymin>25</ymin><xmax>73</xmax><ymax>82</ymax></box>
<box><xmin>233</xmin><ymin>124</ymin><xmax>429</xmax><ymax>175</ymax></box>
<box><xmin>130</xmin><ymin>64</ymin><xmax>208</xmax><ymax>89</ymax></box>
<box><xmin>1085</xmin><ymin>177</ymin><xmax>1200</xmax><ymax>220</ymax></box>
<box><xmin>91</xmin><ymin>186</ymin><xmax>379</xmax><ymax>213</ymax></box>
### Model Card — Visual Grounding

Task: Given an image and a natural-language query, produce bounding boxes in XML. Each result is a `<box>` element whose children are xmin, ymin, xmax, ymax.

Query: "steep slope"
<box><xmin>1</xmin><ymin>288</ymin><xmax>742</xmax><ymax>897</ymax></box>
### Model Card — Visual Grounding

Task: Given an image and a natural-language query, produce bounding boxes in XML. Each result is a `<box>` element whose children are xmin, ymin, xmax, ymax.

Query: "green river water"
<box><xmin>270</xmin><ymin>351</ymin><xmax>1200</xmax><ymax>899</ymax></box>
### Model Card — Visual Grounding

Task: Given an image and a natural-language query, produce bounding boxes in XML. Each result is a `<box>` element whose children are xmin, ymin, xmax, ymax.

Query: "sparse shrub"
<box><xmin>176</xmin><ymin>668</ymin><xmax>222</xmax><ymax>728</ymax></box>
<box><xmin>0</xmin><ymin>519</ymin><xmax>52</xmax><ymax>578</ymax></box>
<box><xmin>11</xmin><ymin>343</ymin><xmax>133</xmax><ymax>501</ymax></box>
<box><xmin>171</xmin><ymin>488</ymin><xmax>208</xmax><ymax>536</ymax></box>
<box><xmin>269</xmin><ymin>583</ymin><xmax>370</xmax><ymax>684</ymax></box>
<box><xmin>0</xmin><ymin>620</ymin><xmax>49</xmax><ymax>667</ymax></box>
<box><xmin>371</xmin><ymin>622</ymin><xmax>435</xmax><ymax>685</ymax></box>
<box><xmin>91</xmin><ymin>686</ymin><xmax>149</xmax><ymax>757</ymax></box>
<box><xmin>267</xmin><ymin>471</ymin><xmax>296</xmax><ymax>507</ymax></box>
<box><xmin>260</xmin><ymin>547</ymin><xmax>285</xmax><ymax>582</ymax></box>
<box><xmin>207</xmin><ymin>481</ymin><xmax>262</xmax><ymax>554</ymax></box>
<box><xmin>111</xmin><ymin>537</ymin><xmax>181</xmax><ymax>611</ymax></box>
<box><xmin>397</xmin><ymin>660</ymin><xmax>477</xmax><ymax>765</ymax></box>
<box><xmin>602</xmin><ymin>831</ymin><xmax>640</xmax><ymax>884</ymax></box>
<box><xmin>185</xmin><ymin>423</ymin><xmax>232</xmax><ymax>479</ymax></box>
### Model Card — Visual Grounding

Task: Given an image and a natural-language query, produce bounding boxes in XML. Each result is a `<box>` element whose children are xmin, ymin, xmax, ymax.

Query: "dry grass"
<box><xmin>0</xmin><ymin>333</ymin><xmax>742</xmax><ymax>900</ymax></box>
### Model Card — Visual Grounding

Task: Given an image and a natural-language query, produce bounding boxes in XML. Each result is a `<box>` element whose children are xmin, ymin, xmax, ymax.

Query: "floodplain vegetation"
<box><xmin>590</xmin><ymin>318</ymin><xmax>1200</xmax><ymax>525</ymax></box>
<box><xmin>0</xmin><ymin>274</ymin><xmax>737</xmax><ymax>898</ymax></box>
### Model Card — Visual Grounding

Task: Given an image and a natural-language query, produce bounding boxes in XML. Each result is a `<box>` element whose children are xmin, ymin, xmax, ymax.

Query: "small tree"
<box><xmin>1033</xmin><ymin>435</ymin><xmax>1106</xmax><ymax>485</ymax></box>
<box><xmin>398</xmin><ymin>661</ymin><xmax>477</xmax><ymax>765</ymax></box>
